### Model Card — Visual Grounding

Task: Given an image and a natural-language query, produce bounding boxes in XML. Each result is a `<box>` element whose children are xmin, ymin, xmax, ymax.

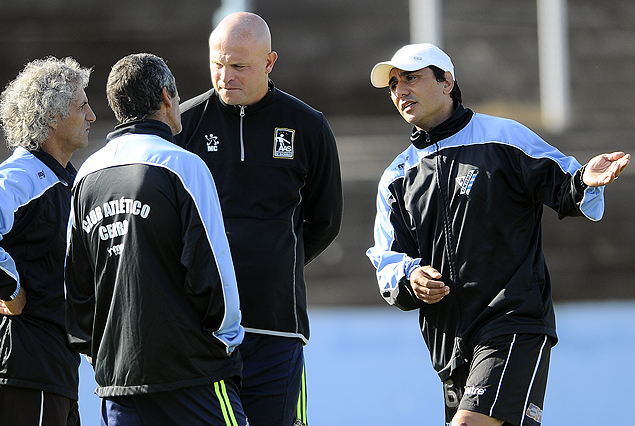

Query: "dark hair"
<box><xmin>430</xmin><ymin>65</ymin><xmax>462</xmax><ymax>104</ymax></box>
<box><xmin>106</xmin><ymin>53</ymin><xmax>177</xmax><ymax>123</ymax></box>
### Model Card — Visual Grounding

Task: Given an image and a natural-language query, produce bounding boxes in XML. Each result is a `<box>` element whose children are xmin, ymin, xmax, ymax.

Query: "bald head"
<box><xmin>209</xmin><ymin>12</ymin><xmax>277</xmax><ymax>106</ymax></box>
<box><xmin>211</xmin><ymin>12</ymin><xmax>272</xmax><ymax>54</ymax></box>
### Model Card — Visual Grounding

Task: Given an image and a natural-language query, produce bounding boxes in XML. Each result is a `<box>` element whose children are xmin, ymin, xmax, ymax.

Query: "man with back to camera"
<box><xmin>366</xmin><ymin>43</ymin><xmax>629</xmax><ymax>426</ymax></box>
<box><xmin>176</xmin><ymin>11</ymin><xmax>343</xmax><ymax>426</ymax></box>
<box><xmin>64</xmin><ymin>53</ymin><xmax>247</xmax><ymax>426</ymax></box>
<box><xmin>0</xmin><ymin>56</ymin><xmax>96</xmax><ymax>426</ymax></box>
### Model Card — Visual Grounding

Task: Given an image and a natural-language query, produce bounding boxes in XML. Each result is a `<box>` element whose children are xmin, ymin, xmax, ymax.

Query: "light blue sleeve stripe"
<box><xmin>366</xmin><ymin>165</ymin><xmax>422</xmax><ymax>305</ymax></box>
<box><xmin>447</xmin><ymin>114</ymin><xmax>606</xmax><ymax>220</ymax></box>
<box><xmin>0</xmin><ymin>148</ymin><xmax>60</xmax><ymax>298</ymax></box>
<box><xmin>173</xmin><ymin>155</ymin><xmax>244</xmax><ymax>352</ymax></box>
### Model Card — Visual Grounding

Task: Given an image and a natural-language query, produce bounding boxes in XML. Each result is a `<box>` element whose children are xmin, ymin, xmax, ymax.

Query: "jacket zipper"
<box><xmin>433</xmin><ymin>136</ymin><xmax>463</xmax><ymax>331</ymax></box>
<box><xmin>239</xmin><ymin>105</ymin><xmax>246</xmax><ymax>161</ymax></box>
<box><xmin>435</xmin><ymin>142</ymin><xmax>457</xmax><ymax>284</ymax></box>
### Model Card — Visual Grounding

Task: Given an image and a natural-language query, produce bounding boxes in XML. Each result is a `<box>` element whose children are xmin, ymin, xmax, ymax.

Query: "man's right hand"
<box><xmin>0</xmin><ymin>287</ymin><xmax>27</xmax><ymax>315</ymax></box>
<box><xmin>410</xmin><ymin>266</ymin><xmax>449</xmax><ymax>304</ymax></box>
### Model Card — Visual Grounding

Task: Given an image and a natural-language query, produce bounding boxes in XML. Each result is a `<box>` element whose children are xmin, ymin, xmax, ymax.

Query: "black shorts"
<box><xmin>0</xmin><ymin>385</ymin><xmax>79</xmax><ymax>426</ymax></box>
<box><xmin>443</xmin><ymin>333</ymin><xmax>552</xmax><ymax>426</ymax></box>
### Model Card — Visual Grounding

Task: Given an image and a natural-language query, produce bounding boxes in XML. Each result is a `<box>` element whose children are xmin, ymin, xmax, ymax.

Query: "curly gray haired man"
<box><xmin>1</xmin><ymin>56</ymin><xmax>92</xmax><ymax>153</ymax></box>
<box><xmin>0</xmin><ymin>56</ymin><xmax>95</xmax><ymax>426</ymax></box>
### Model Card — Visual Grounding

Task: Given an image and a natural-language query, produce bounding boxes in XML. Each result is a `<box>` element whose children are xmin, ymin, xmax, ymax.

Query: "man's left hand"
<box><xmin>583</xmin><ymin>151</ymin><xmax>630</xmax><ymax>187</ymax></box>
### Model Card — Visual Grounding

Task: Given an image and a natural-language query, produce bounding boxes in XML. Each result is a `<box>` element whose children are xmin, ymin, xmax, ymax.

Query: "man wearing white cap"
<box><xmin>366</xmin><ymin>43</ymin><xmax>629</xmax><ymax>426</ymax></box>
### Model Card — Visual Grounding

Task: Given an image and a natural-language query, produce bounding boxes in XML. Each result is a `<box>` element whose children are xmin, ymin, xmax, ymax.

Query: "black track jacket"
<box><xmin>367</xmin><ymin>104</ymin><xmax>606</xmax><ymax>381</ymax></box>
<box><xmin>0</xmin><ymin>148</ymin><xmax>80</xmax><ymax>400</ymax></box>
<box><xmin>65</xmin><ymin>120</ymin><xmax>243</xmax><ymax>397</ymax></box>
<box><xmin>176</xmin><ymin>81</ymin><xmax>343</xmax><ymax>343</ymax></box>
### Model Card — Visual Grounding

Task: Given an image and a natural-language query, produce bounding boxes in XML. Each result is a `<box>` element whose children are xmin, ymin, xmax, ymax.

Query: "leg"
<box><xmin>240</xmin><ymin>333</ymin><xmax>305</xmax><ymax>426</ymax></box>
<box><xmin>64</xmin><ymin>398</ymin><xmax>80</xmax><ymax>426</ymax></box>
<box><xmin>101</xmin><ymin>396</ymin><xmax>145</xmax><ymax>426</ymax></box>
<box><xmin>41</xmin><ymin>392</ymin><xmax>80</xmax><ymax>426</ymax></box>
<box><xmin>443</xmin><ymin>366</ymin><xmax>468</xmax><ymax>423</ymax></box>
<box><xmin>102</xmin><ymin>379</ymin><xmax>247</xmax><ymax>426</ymax></box>
<box><xmin>451</xmin><ymin>409</ymin><xmax>503</xmax><ymax>426</ymax></box>
<box><xmin>457</xmin><ymin>334</ymin><xmax>552</xmax><ymax>426</ymax></box>
<box><xmin>0</xmin><ymin>386</ymin><xmax>78</xmax><ymax>426</ymax></box>
<box><xmin>138</xmin><ymin>379</ymin><xmax>247</xmax><ymax>426</ymax></box>
<box><xmin>0</xmin><ymin>386</ymin><xmax>42</xmax><ymax>425</ymax></box>
<box><xmin>294</xmin><ymin>364</ymin><xmax>308</xmax><ymax>426</ymax></box>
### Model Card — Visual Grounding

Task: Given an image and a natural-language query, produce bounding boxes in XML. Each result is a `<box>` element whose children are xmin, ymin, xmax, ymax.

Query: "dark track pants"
<box><xmin>100</xmin><ymin>379</ymin><xmax>246</xmax><ymax>426</ymax></box>
<box><xmin>240</xmin><ymin>333</ymin><xmax>307</xmax><ymax>426</ymax></box>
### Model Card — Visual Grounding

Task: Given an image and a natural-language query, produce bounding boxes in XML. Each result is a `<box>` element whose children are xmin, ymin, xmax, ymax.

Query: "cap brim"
<box><xmin>370</xmin><ymin>62</ymin><xmax>395</xmax><ymax>88</ymax></box>
<box><xmin>371</xmin><ymin>60</ymin><xmax>440</xmax><ymax>88</ymax></box>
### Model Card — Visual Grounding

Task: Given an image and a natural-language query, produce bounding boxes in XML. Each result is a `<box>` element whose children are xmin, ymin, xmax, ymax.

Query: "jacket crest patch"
<box><xmin>273</xmin><ymin>128</ymin><xmax>295</xmax><ymax>159</ymax></box>
<box><xmin>455</xmin><ymin>168</ymin><xmax>479</xmax><ymax>195</ymax></box>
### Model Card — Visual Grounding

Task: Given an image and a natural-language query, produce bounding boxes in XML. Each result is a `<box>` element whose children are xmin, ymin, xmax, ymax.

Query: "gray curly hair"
<box><xmin>0</xmin><ymin>57</ymin><xmax>92</xmax><ymax>151</ymax></box>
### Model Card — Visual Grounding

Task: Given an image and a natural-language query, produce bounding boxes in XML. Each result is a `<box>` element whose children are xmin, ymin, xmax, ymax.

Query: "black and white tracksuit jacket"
<box><xmin>0</xmin><ymin>147</ymin><xmax>80</xmax><ymax>400</ymax></box>
<box><xmin>367</xmin><ymin>104</ymin><xmax>605</xmax><ymax>381</ymax></box>
<box><xmin>65</xmin><ymin>120</ymin><xmax>243</xmax><ymax>397</ymax></box>
<box><xmin>176</xmin><ymin>81</ymin><xmax>343</xmax><ymax>343</ymax></box>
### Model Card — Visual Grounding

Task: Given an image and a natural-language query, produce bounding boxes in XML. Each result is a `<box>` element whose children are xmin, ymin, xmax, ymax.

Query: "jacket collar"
<box><xmin>106</xmin><ymin>119</ymin><xmax>175</xmax><ymax>144</ymax></box>
<box><xmin>215</xmin><ymin>80</ymin><xmax>277</xmax><ymax>114</ymax></box>
<box><xmin>32</xmin><ymin>149</ymin><xmax>76</xmax><ymax>185</ymax></box>
<box><xmin>410</xmin><ymin>102</ymin><xmax>473</xmax><ymax>149</ymax></box>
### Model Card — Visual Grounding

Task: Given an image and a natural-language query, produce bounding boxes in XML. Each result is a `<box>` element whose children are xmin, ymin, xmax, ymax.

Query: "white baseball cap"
<box><xmin>370</xmin><ymin>43</ymin><xmax>455</xmax><ymax>88</ymax></box>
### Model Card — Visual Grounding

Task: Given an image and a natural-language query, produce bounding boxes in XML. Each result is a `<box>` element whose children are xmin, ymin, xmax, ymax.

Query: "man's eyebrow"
<box><xmin>399</xmin><ymin>70</ymin><xmax>419</xmax><ymax>77</ymax></box>
<box><xmin>389</xmin><ymin>70</ymin><xmax>420</xmax><ymax>85</ymax></box>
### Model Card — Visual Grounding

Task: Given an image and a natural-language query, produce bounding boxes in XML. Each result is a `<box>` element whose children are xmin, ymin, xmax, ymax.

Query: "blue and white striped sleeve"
<box><xmin>366</xmin><ymin>173</ymin><xmax>422</xmax><ymax>306</ymax></box>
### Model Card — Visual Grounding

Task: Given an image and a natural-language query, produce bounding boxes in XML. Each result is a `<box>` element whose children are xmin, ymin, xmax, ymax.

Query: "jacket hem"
<box><xmin>243</xmin><ymin>327</ymin><xmax>309</xmax><ymax>345</ymax></box>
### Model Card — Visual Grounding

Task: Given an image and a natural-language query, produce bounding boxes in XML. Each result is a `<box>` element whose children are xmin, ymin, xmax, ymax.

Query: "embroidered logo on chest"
<box><xmin>455</xmin><ymin>168</ymin><xmax>479</xmax><ymax>195</ymax></box>
<box><xmin>205</xmin><ymin>134</ymin><xmax>219</xmax><ymax>152</ymax></box>
<box><xmin>273</xmin><ymin>128</ymin><xmax>295</xmax><ymax>159</ymax></box>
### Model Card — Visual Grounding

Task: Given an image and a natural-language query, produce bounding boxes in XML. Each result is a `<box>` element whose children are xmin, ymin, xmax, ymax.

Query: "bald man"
<box><xmin>176</xmin><ymin>12</ymin><xmax>343</xmax><ymax>426</ymax></box>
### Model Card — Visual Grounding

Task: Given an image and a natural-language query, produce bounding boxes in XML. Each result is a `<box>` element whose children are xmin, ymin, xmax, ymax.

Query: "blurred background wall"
<box><xmin>1</xmin><ymin>0</ymin><xmax>634</xmax><ymax>305</ymax></box>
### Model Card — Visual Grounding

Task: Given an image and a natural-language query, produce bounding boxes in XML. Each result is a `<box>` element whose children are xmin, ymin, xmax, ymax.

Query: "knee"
<box><xmin>451</xmin><ymin>409</ymin><xmax>503</xmax><ymax>426</ymax></box>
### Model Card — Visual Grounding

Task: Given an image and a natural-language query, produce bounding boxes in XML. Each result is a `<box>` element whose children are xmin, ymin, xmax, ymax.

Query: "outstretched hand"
<box><xmin>583</xmin><ymin>152</ymin><xmax>630</xmax><ymax>187</ymax></box>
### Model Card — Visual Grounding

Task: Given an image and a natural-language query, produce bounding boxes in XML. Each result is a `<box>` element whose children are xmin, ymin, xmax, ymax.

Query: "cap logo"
<box><xmin>412</xmin><ymin>55</ymin><xmax>422</xmax><ymax>61</ymax></box>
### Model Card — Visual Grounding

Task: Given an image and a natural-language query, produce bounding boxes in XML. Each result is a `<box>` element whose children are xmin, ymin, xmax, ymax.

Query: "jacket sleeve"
<box><xmin>0</xmin><ymin>246</ymin><xmax>20</xmax><ymax>301</ymax></box>
<box><xmin>178</xmin><ymin>157</ymin><xmax>244</xmax><ymax>353</ymax></box>
<box><xmin>366</xmin><ymin>175</ymin><xmax>424</xmax><ymax>311</ymax></box>
<box><xmin>302</xmin><ymin>115</ymin><xmax>344</xmax><ymax>264</ymax></box>
<box><xmin>0</xmin><ymin>166</ymin><xmax>31</xmax><ymax>301</ymax></box>
<box><xmin>515</xmin><ymin>133</ymin><xmax>605</xmax><ymax>221</ymax></box>
<box><xmin>64</xmin><ymin>195</ymin><xmax>96</xmax><ymax>357</ymax></box>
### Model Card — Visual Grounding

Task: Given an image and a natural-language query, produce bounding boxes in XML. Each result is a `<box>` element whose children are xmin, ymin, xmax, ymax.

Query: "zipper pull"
<box><xmin>239</xmin><ymin>105</ymin><xmax>246</xmax><ymax>161</ymax></box>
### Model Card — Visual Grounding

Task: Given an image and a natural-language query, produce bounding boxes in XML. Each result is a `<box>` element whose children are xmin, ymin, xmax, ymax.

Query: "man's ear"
<box><xmin>265</xmin><ymin>51</ymin><xmax>278</xmax><ymax>74</ymax></box>
<box><xmin>48</xmin><ymin>115</ymin><xmax>58</xmax><ymax>130</ymax></box>
<box><xmin>160</xmin><ymin>87</ymin><xmax>172</xmax><ymax>109</ymax></box>
<box><xmin>443</xmin><ymin>71</ymin><xmax>454</xmax><ymax>95</ymax></box>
